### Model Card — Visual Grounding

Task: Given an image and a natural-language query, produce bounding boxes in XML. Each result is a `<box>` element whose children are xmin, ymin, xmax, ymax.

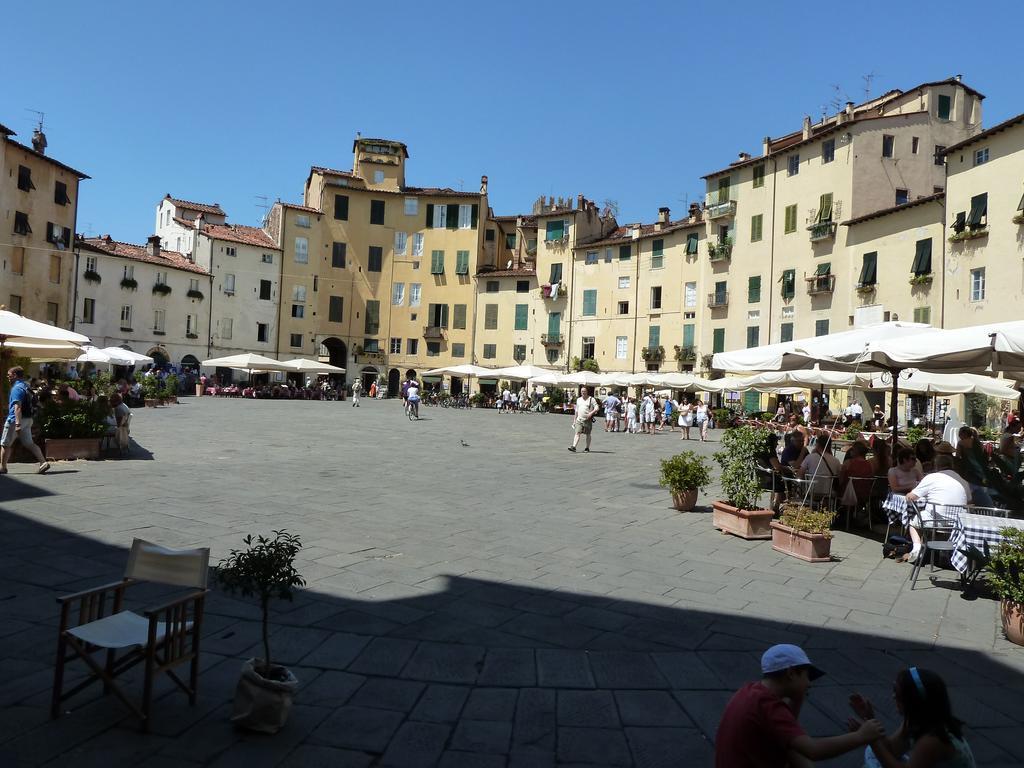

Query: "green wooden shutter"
<box><xmin>912</xmin><ymin>239</ymin><xmax>932</xmax><ymax>274</ymax></box>
<box><xmin>485</xmin><ymin>304</ymin><xmax>498</xmax><ymax>329</ymax></box>
<box><xmin>780</xmin><ymin>323</ymin><xmax>793</xmax><ymax>342</ymax></box>
<box><xmin>425</xmin><ymin>204</ymin><xmax>434</xmax><ymax>228</ymax></box>
<box><xmin>781</xmin><ymin>269</ymin><xmax>795</xmax><ymax>298</ymax></box>
<box><xmin>751</xmin><ymin>214</ymin><xmax>762</xmax><ymax>242</ymax></box>
<box><xmin>937</xmin><ymin>94</ymin><xmax>951</xmax><ymax>120</ymax></box>
<box><xmin>712</xmin><ymin>328</ymin><xmax>725</xmax><ymax>354</ymax></box>
<box><xmin>431</xmin><ymin>250</ymin><xmax>444</xmax><ymax>274</ymax></box>
<box><xmin>686</xmin><ymin>233</ymin><xmax>698</xmax><ymax>254</ymax></box>
<box><xmin>817</xmin><ymin>193</ymin><xmax>833</xmax><ymax>222</ymax></box>
<box><xmin>784</xmin><ymin>205</ymin><xmax>797</xmax><ymax>233</ymax></box>
<box><xmin>746</xmin><ymin>326</ymin><xmax>759</xmax><ymax>348</ymax></box>
<box><xmin>748</xmin><ymin>275</ymin><xmax>761</xmax><ymax>303</ymax></box>
<box><xmin>651</xmin><ymin>239</ymin><xmax>664</xmax><ymax>269</ymax></box>
<box><xmin>548</xmin><ymin>312</ymin><xmax>561</xmax><ymax>335</ymax></box>
<box><xmin>365</xmin><ymin>300</ymin><xmax>379</xmax><ymax>333</ymax></box>
<box><xmin>619</xmin><ymin>244</ymin><xmax>631</xmax><ymax>260</ymax></box>
<box><xmin>859</xmin><ymin>252</ymin><xmax>877</xmax><ymax>285</ymax></box>
<box><xmin>455</xmin><ymin>250</ymin><xmax>469</xmax><ymax>274</ymax></box>
<box><xmin>648</xmin><ymin>325</ymin><xmax>660</xmax><ymax>348</ymax></box>
<box><xmin>583</xmin><ymin>290</ymin><xmax>597</xmax><ymax>316</ymax></box>
<box><xmin>514</xmin><ymin>304</ymin><xmax>528</xmax><ymax>330</ymax></box>
<box><xmin>470</xmin><ymin>204</ymin><xmax>479</xmax><ymax>228</ymax></box>
<box><xmin>549</xmin><ymin>263</ymin><xmax>563</xmax><ymax>283</ymax></box>
<box><xmin>452</xmin><ymin>304</ymin><xmax>467</xmax><ymax>329</ymax></box>
<box><xmin>446</xmin><ymin>204</ymin><xmax>459</xmax><ymax>229</ymax></box>
<box><xmin>967</xmin><ymin>193</ymin><xmax>987</xmax><ymax>227</ymax></box>
<box><xmin>913</xmin><ymin>306</ymin><xmax>931</xmax><ymax>324</ymax></box>
<box><xmin>682</xmin><ymin>323</ymin><xmax>695</xmax><ymax>348</ymax></box>
<box><xmin>440</xmin><ymin>304</ymin><xmax>449</xmax><ymax>328</ymax></box>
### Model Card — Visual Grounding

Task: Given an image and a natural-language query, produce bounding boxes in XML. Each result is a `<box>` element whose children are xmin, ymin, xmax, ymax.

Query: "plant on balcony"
<box><xmin>539</xmin><ymin>284</ymin><xmax>565</xmax><ymax>299</ymax></box>
<box><xmin>1013</xmin><ymin>213</ymin><xmax>1024</xmax><ymax>225</ymax></box>
<box><xmin>152</xmin><ymin>283</ymin><xmax>172</xmax><ymax>296</ymax></box>
<box><xmin>948</xmin><ymin>227</ymin><xmax>988</xmax><ymax>243</ymax></box>
<box><xmin>83</xmin><ymin>269</ymin><xmax>101</xmax><ymax>284</ymax></box>
<box><xmin>808</xmin><ymin>221</ymin><xmax>837</xmax><ymax>240</ymax></box>
<box><xmin>909</xmin><ymin>273</ymin><xmax>933</xmax><ymax>286</ymax></box>
<box><xmin>707</xmin><ymin>239</ymin><xmax>733</xmax><ymax>260</ymax></box>
<box><xmin>674</xmin><ymin>345</ymin><xmax>696</xmax><ymax>362</ymax></box>
<box><xmin>641</xmin><ymin>345</ymin><xmax>665</xmax><ymax>362</ymax></box>
<box><xmin>187</xmin><ymin>288</ymin><xmax>204</xmax><ymax>300</ymax></box>
<box><xmin>856</xmin><ymin>283</ymin><xmax>876</xmax><ymax>295</ymax></box>
<box><xmin>570</xmin><ymin>356</ymin><xmax>600</xmax><ymax>373</ymax></box>
<box><xmin>120</xmin><ymin>277</ymin><xmax>138</xmax><ymax>290</ymax></box>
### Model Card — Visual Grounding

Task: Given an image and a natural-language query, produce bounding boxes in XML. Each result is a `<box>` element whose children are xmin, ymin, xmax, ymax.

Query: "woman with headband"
<box><xmin>849</xmin><ymin>666</ymin><xmax>976</xmax><ymax>767</ymax></box>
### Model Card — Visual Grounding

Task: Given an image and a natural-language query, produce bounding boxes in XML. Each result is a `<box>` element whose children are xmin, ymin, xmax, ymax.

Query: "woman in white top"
<box><xmin>888</xmin><ymin>448</ymin><xmax>924</xmax><ymax>494</ymax></box>
<box><xmin>678</xmin><ymin>399</ymin><xmax>693</xmax><ymax>440</ymax></box>
<box><xmin>694</xmin><ymin>399</ymin><xmax>710</xmax><ymax>442</ymax></box>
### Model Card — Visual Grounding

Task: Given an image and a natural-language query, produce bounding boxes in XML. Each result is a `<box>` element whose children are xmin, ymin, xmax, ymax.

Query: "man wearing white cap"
<box><xmin>715</xmin><ymin>644</ymin><xmax>884</xmax><ymax>767</ymax></box>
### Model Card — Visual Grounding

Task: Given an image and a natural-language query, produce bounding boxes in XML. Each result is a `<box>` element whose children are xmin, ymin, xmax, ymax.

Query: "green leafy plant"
<box><xmin>844</xmin><ymin>422</ymin><xmax>863</xmax><ymax>441</ymax></box>
<box><xmin>38</xmin><ymin>399</ymin><xmax>108</xmax><ymax>439</ymax></box>
<box><xmin>186</xmin><ymin>288</ymin><xmax>204</xmax><ymax>300</ymax></box>
<box><xmin>988</xmin><ymin>528</ymin><xmax>1024</xmax><ymax>605</ymax></box>
<box><xmin>580</xmin><ymin>358</ymin><xmax>600</xmax><ymax>373</ymax></box>
<box><xmin>163</xmin><ymin>374</ymin><xmax>179</xmax><ymax>399</ymax></box>
<box><xmin>120</xmin><ymin>277</ymin><xmax>138</xmax><ymax>290</ymax></box>
<box><xmin>641</xmin><ymin>346</ymin><xmax>665</xmax><ymax>362</ymax></box>
<box><xmin>978</xmin><ymin>425</ymin><xmax>1000</xmax><ymax>441</ymax></box>
<box><xmin>547</xmin><ymin>388</ymin><xmax>566</xmax><ymax>407</ymax></box>
<box><xmin>906</xmin><ymin>426</ymin><xmax>926</xmax><ymax>445</ymax></box>
<box><xmin>778</xmin><ymin>503</ymin><xmax>836</xmax><ymax>538</ymax></box>
<box><xmin>215</xmin><ymin>530</ymin><xmax>306</xmax><ymax>679</ymax></box>
<box><xmin>140</xmin><ymin>375</ymin><xmax>163</xmax><ymax>399</ymax></box>
<box><xmin>660</xmin><ymin>451</ymin><xmax>712</xmax><ymax>493</ymax></box>
<box><xmin>712</xmin><ymin>408</ymin><xmax>732</xmax><ymax>426</ymax></box>
<box><xmin>83</xmin><ymin>269</ymin><xmax>101</xmax><ymax>283</ymax></box>
<box><xmin>152</xmin><ymin>283</ymin><xmax>172</xmax><ymax>295</ymax></box>
<box><xmin>908</xmin><ymin>273</ymin><xmax>933</xmax><ymax>286</ymax></box>
<box><xmin>714</xmin><ymin>425</ymin><xmax>772</xmax><ymax>510</ymax></box>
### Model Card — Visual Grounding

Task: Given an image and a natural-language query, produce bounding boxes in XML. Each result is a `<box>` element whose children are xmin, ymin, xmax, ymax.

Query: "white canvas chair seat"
<box><xmin>67</xmin><ymin>610</ymin><xmax>193</xmax><ymax>649</ymax></box>
<box><xmin>52</xmin><ymin>538</ymin><xmax>209</xmax><ymax>730</ymax></box>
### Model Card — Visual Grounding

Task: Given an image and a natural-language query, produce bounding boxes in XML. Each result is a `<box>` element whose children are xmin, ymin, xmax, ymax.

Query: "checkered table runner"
<box><xmin>950</xmin><ymin>513</ymin><xmax>1024</xmax><ymax>573</ymax></box>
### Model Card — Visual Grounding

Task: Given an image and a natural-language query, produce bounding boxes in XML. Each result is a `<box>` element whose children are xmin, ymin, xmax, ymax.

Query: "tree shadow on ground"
<box><xmin>1</xmin><ymin>510</ymin><xmax>1022</xmax><ymax>767</ymax></box>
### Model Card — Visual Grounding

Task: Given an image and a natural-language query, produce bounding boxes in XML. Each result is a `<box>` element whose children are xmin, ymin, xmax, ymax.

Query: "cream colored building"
<box><xmin>941</xmin><ymin>112</ymin><xmax>1024</xmax><ymax>328</ymax></box>
<box><xmin>75</xmin><ymin>235</ymin><xmax>210</xmax><ymax>366</ymax></box>
<box><xmin>569</xmin><ymin>205</ymin><xmax>705</xmax><ymax>373</ymax></box>
<box><xmin>265</xmin><ymin>201</ymin><xmax>323</xmax><ymax>364</ymax></box>
<box><xmin>1</xmin><ymin>122</ymin><xmax>88</xmax><ymax>327</ymax></box>
<box><xmin>700</xmin><ymin>78</ymin><xmax>981</xmax><ymax>356</ymax></box>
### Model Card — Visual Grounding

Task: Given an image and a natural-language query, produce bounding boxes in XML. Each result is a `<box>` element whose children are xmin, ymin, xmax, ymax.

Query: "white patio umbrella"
<box><xmin>865</xmin><ymin>370</ymin><xmax>1019</xmax><ymax>399</ymax></box>
<box><xmin>101</xmin><ymin>347</ymin><xmax>152</xmax><ymax>364</ymax></box>
<box><xmin>0</xmin><ymin>308</ymin><xmax>91</xmax><ymax>360</ymax></box>
<box><xmin>279</xmin><ymin>358</ymin><xmax>346</xmax><ymax>374</ymax></box>
<box><xmin>76</xmin><ymin>345</ymin><xmax>133</xmax><ymax>365</ymax></box>
<box><xmin>846</xmin><ymin>320</ymin><xmax>1024</xmax><ymax>374</ymax></box>
<box><xmin>421</xmin><ymin>364</ymin><xmax>494</xmax><ymax>376</ymax></box>
<box><xmin>490</xmin><ymin>364</ymin><xmax>556</xmax><ymax>381</ymax></box>
<box><xmin>201</xmin><ymin>353</ymin><xmax>290</xmax><ymax>373</ymax></box>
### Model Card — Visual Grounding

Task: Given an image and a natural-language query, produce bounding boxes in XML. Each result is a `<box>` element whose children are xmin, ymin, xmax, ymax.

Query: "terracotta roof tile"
<box><xmin>4</xmin><ymin>137</ymin><xmax>90</xmax><ymax>178</ymax></box>
<box><xmin>311</xmin><ymin>166</ymin><xmax>355</xmax><ymax>178</ymax></box>
<box><xmin>195</xmin><ymin>221</ymin><xmax>280</xmax><ymax>249</ymax></box>
<box><xmin>475</xmin><ymin>267</ymin><xmax>537</xmax><ymax>277</ymax></box>
<box><xmin>576</xmin><ymin>218</ymin><xmax>704</xmax><ymax>249</ymax></box>
<box><xmin>403</xmin><ymin>186</ymin><xmax>479</xmax><ymax>199</ymax></box>
<box><xmin>942</xmin><ymin>110</ymin><xmax>1024</xmax><ymax>154</ymax></box>
<box><xmin>77</xmin><ymin>236</ymin><xmax>210</xmax><ymax>276</ymax></box>
<box><xmin>842</xmin><ymin>192</ymin><xmax>945</xmax><ymax>227</ymax></box>
<box><xmin>164</xmin><ymin>194</ymin><xmax>225</xmax><ymax>216</ymax></box>
<box><xmin>279</xmin><ymin>201</ymin><xmax>321</xmax><ymax>213</ymax></box>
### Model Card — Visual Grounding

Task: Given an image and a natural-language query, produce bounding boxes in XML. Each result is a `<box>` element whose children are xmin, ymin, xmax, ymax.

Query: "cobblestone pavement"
<box><xmin>1</xmin><ymin>397</ymin><xmax>1022</xmax><ymax>767</ymax></box>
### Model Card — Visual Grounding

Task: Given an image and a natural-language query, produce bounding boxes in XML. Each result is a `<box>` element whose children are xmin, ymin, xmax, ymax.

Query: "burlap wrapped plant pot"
<box><xmin>231</xmin><ymin>658</ymin><xmax>298</xmax><ymax>733</ymax></box>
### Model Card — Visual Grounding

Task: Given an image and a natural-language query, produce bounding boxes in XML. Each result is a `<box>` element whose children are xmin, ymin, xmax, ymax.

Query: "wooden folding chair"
<box><xmin>51</xmin><ymin>538</ymin><xmax>209</xmax><ymax>730</ymax></box>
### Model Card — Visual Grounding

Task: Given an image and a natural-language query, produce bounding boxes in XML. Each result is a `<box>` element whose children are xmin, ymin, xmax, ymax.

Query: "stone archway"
<box><xmin>319</xmin><ymin>337</ymin><xmax>347</xmax><ymax>371</ymax></box>
<box><xmin>146</xmin><ymin>346</ymin><xmax>169</xmax><ymax>367</ymax></box>
<box><xmin>181</xmin><ymin>354</ymin><xmax>200</xmax><ymax>371</ymax></box>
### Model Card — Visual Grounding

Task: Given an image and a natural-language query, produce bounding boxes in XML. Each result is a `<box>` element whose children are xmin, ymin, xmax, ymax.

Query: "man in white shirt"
<box><xmin>797</xmin><ymin>435</ymin><xmax>841</xmax><ymax>497</ymax></box>
<box><xmin>603</xmin><ymin>392</ymin><xmax>621</xmax><ymax>432</ymax></box>
<box><xmin>903</xmin><ymin>453</ymin><xmax>971</xmax><ymax>562</ymax></box>
<box><xmin>568</xmin><ymin>386</ymin><xmax>599</xmax><ymax>453</ymax></box>
<box><xmin>501</xmin><ymin>387</ymin><xmax>512</xmax><ymax>413</ymax></box>
<box><xmin>801</xmin><ymin>402</ymin><xmax>811</xmax><ymax>424</ymax></box>
<box><xmin>850</xmin><ymin>401</ymin><xmax>863</xmax><ymax>421</ymax></box>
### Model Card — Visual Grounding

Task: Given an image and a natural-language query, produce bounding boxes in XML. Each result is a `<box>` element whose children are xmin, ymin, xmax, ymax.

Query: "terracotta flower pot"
<box><xmin>44</xmin><ymin>438</ymin><xmax>101</xmax><ymax>461</ymax></box>
<box><xmin>712</xmin><ymin>500</ymin><xmax>773</xmax><ymax>540</ymax></box>
<box><xmin>770</xmin><ymin>521</ymin><xmax>833</xmax><ymax>562</ymax></box>
<box><xmin>1001</xmin><ymin>599</ymin><xmax>1024</xmax><ymax>647</ymax></box>
<box><xmin>670</xmin><ymin>488</ymin><xmax>699</xmax><ymax>512</ymax></box>
<box><xmin>145</xmin><ymin>398</ymin><xmax>159</xmax><ymax>408</ymax></box>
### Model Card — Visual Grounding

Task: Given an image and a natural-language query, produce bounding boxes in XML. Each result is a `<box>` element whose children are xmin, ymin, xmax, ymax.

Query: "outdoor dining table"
<box><xmin>949</xmin><ymin>512</ymin><xmax>1024</xmax><ymax>574</ymax></box>
<box><xmin>883</xmin><ymin>492</ymin><xmax>910</xmax><ymax>524</ymax></box>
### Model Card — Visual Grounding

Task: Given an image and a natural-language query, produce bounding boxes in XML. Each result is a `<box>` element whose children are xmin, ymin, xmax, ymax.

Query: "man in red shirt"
<box><xmin>715</xmin><ymin>644</ymin><xmax>884</xmax><ymax>767</ymax></box>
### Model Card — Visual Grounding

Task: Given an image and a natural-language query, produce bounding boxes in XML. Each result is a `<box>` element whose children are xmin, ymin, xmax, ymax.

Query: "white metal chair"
<box><xmin>784</xmin><ymin>476</ymin><xmax>837</xmax><ymax>513</ymax></box>
<box><xmin>908</xmin><ymin>501</ymin><xmax>964</xmax><ymax>590</ymax></box>
<box><xmin>51</xmin><ymin>538</ymin><xmax>209</xmax><ymax>730</ymax></box>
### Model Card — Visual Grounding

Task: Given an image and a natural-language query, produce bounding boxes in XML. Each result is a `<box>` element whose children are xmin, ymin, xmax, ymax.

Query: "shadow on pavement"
<box><xmin>1</xmin><ymin>510</ymin><xmax>1022</xmax><ymax>767</ymax></box>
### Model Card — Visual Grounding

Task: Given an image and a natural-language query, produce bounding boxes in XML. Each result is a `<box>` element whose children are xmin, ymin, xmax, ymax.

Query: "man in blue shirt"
<box><xmin>1</xmin><ymin>367</ymin><xmax>50</xmax><ymax>474</ymax></box>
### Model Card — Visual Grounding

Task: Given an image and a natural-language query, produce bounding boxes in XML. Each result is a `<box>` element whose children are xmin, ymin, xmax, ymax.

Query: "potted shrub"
<box><xmin>215</xmin><ymin>530</ymin><xmax>306</xmax><ymax>733</ymax></box>
<box><xmin>163</xmin><ymin>374</ymin><xmax>179</xmax><ymax>404</ymax></box>
<box><xmin>770</xmin><ymin>503</ymin><xmax>836</xmax><ymax>562</ymax></box>
<box><xmin>140</xmin><ymin>375</ymin><xmax>162</xmax><ymax>406</ymax></box>
<box><xmin>659</xmin><ymin>451</ymin><xmax>711</xmax><ymax>511</ymax></box>
<box><xmin>38</xmin><ymin>399</ymin><xmax>108</xmax><ymax>460</ymax></box>
<box><xmin>988</xmin><ymin>528</ymin><xmax>1024</xmax><ymax>647</ymax></box>
<box><xmin>712</xmin><ymin>426</ymin><xmax>774</xmax><ymax>539</ymax></box>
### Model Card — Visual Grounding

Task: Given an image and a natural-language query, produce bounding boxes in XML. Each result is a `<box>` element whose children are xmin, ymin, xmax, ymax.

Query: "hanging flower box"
<box><xmin>948</xmin><ymin>227</ymin><xmax>988</xmax><ymax>243</ymax></box>
<box><xmin>152</xmin><ymin>283</ymin><xmax>172</xmax><ymax>296</ymax></box>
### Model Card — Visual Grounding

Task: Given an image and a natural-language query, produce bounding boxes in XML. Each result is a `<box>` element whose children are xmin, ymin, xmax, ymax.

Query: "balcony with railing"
<box><xmin>707</xmin><ymin>240</ymin><xmax>733</xmax><ymax>261</ymax></box>
<box><xmin>423</xmin><ymin>326</ymin><xmax>446</xmax><ymax>339</ymax></box>
<box><xmin>705</xmin><ymin>191</ymin><xmax>737</xmax><ymax>220</ymax></box>
<box><xmin>541</xmin><ymin>333</ymin><xmax>564</xmax><ymax>346</ymax></box>
<box><xmin>807</xmin><ymin>221</ymin><xmax>837</xmax><ymax>242</ymax></box>
<box><xmin>674</xmin><ymin>345</ymin><xmax>697</xmax><ymax>363</ymax></box>
<box><xmin>805</xmin><ymin>273</ymin><xmax>835</xmax><ymax>295</ymax></box>
<box><xmin>707</xmin><ymin>291</ymin><xmax>729</xmax><ymax>309</ymax></box>
<box><xmin>641</xmin><ymin>346</ymin><xmax>665</xmax><ymax>362</ymax></box>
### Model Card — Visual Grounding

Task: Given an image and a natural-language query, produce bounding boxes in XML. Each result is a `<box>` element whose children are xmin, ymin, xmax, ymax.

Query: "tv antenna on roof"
<box><xmin>456</xmin><ymin>178</ymin><xmax>464</xmax><ymax>191</ymax></box>
<box><xmin>25</xmin><ymin>108</ymin><xmax>44</xmax><ymax>131</ymax></box>
<box><xmin>254</xmin><ymin>195</ymin><xmax>270</xmax><ymax>225</ymax></box>
<box><xmin>862</xmin><ymin>72</ymin><xmax>876</xmax><ymax>101</ymax></box>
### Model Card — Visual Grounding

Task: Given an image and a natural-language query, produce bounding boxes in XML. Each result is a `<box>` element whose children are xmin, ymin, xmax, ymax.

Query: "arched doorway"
<box><xmin>147</xmin><ymin>347</ymin><xmax>169</xmax><ymax>368</ymax></box>
<box><xmin>319</xmin><ymin>337</ymin><xmax>347</xmax><ymax>370</ymax></box>
<box><xmin>388</xmin><ymin>368</ymin><xmax>400</xmax><ymax>397</ymax></box>
<box><xmin>181</xmin><ymin>354</ymin><xmax>200</xmax><ymax>372</ymax></box>
<box><xmin>361</xmin><ymin>366</ymin><xmax>379</xmax><ymax>392</ymax></box>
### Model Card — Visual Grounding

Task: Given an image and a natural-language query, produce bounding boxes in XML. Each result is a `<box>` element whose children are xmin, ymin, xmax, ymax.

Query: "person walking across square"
<box><xmin>1</xmin><ymin>367</ymin><xmax>50</xmax><ymax>475</ymax></box>
<box><xmin>568</xmin><ymin>386</ymin><xmax>599</xmax><ymax>453</ymax></box>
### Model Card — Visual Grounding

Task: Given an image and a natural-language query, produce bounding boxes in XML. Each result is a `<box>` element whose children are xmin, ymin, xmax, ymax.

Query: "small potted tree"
<box><xmin>659</xmin><ymin>451</ymin><xmax>711</xmax><ymax>512</ymax></box>
<box><xmin>141</xmin><ymin>376</ymin><xmax>162</xmax><ymax>407</ymax></box>
<box><xmin>163</xmin><ymin>374</ymin><xmax>179</xmax><ymax>404</ymax></box>
<box><xmin>215</xmin><ymin>530</ymin><xmax>306</xmax><ymax>733</ymax></box>
<box><xmin>770</xmin><ymin>503</ymin><xmax>836</xmax><ymax>562</ymax></box>
<box><xmin>712</xmin><ymin>426</ymin><xmax>774</xmax><ymax>539</ymax></box>
<box><xmin>988</xmin><ymin>528</ymin><xmax>1024</xmax><ymax>647</ymax></box>
<box><xmin>39</xmin><ymin>399</ymin><xmax>108</xmax><ymax>461</ymax></box>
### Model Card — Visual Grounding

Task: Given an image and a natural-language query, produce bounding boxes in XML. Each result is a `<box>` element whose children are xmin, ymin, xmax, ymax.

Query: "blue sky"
<box><xmin>4</xmin><ymin>1</ymin><xmax>1020</xmax><ymax>243</ymax></box>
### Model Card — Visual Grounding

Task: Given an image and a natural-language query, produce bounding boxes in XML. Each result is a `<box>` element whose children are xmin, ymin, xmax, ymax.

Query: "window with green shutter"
<box><xmin>425</xmin><ymin>203</ymin><xmax>434</xmax><ymax>228</ymax></box>
<box><xmin>912</xmin><ymin>239</ymin><xmax>933</xmax><ymax>275</ymax></box>
<box><xmin>514</xmin><ymin>304</ymin><xmax>528</xmax><ymax>330</ymax></box>
<box><xmin>746</xmin><ymin>326</ymin><xmax>759</xmax><ymax>348</ymax></box>
<box><xmin>815</xmin><ymin>319</ymin><xmax>829</xmax><ymax>337</ymax></box>
<box><xmin>651</xmin><ymin>239</ymin><xmax>664</xmax><ymax>269</ymax></box>
<box><xmin>619</xmin><ymin>244</ymin><xmax>631</xmax><ymax>261</ymax></box>
<box><xmin>582</xmin><ymin>290</ymin><xmax>597</xmax><ymax>316</ymax></box>
<box><xmin>452</xmin><ymin>304</ymin><xmax>467</xmax><ymax>329</ymax></box>
<box><xmin>446</xmin><ymin>205</ymin><xmax>459</xmax><ymax>229</ymax></box>
<box><xmin>751</xmin><ymin>214</ymin><xmax>763</xmax><ymax>242</ymax></box>
<box><xmin>364</xmin><ymin>300</ymin><xmax>380</xmax><ymax>334</ymax></box>
<box><xmin>752</xmin><ymin>164</ymin><xmax>765</xmax><ymax>188</ymax></box>
<box><xmin>780</xmin><ymin>322</ymin><xmax>793</xmax><ymax>342</ymax></box>
<box><xmin>505</xmin><ymin>232</ymin><xmax>516</xmax><ymax>249</ymax></box>
<box><xmin>682</xmin><ymin>323</ymin><xmax>695</xmax><ymax>349</ymax></box>
<box><xmin>686</xmin><ymin>233</ymin><xmax>698</xmax><ymax>254</ymax></box>
<box><xmin>370</xmin><ymin>199</ymin><xmax>385</xmax><ymax>225</ymax></box>
<box><xmin>784</xmin><ymin>204</ymin><xmax>797</xmax><ymax>234</ymax></box>
<box><xmin>548</xmin><ymin>312</ymin><xmax>561</xmax><ymax>336</ymax></box>
<box><xmin>431</xmin><ymin>250</ymin><xmax>445</xmax><ymax>274</ymax></box>
<box><xmin>748</xmin><ymin>275</ymin><xmax>761</xmax><ymax>304</ymax></box>
<box><xmin>648</xmin><ymin>325</ymin><xmax>660</xmax><ymax>348</ymax></box>
<box><xmin>455</xmin><ymin>250</ymin><xmax>470</xmax><ymax>275</ymax></box>
<box><xmin>781</xmin><ymin>269</ymin><xmax>796</xmax><ymax>299</ymax></box>
<box><xmin>334</xmin><ymin>194</ymin><xmax>349</xmax><ymax>220</ymax></box>
<box><xmin>545</xmin><ymin>220</ymin><xmax>565</xmax><ymax>241</ymax></box>
<box><xmin>817</xmin><ymin>193</ymin><xmax>833</xmax><ymax>222</ymax></box>
<box><xmin>549</xmin><ymin>263</ymin><xmax>563</xmax><ymax>283</ymax></box>
<box><xmin>858</xmin><ymin>252</ymin><xmax>877</xmax><ymax>286</ymax></box>
<box><xmin>368</xmin><ymin>246</ymin><xmax>382</xmax><ymax>272</ymax></box>
<box><xmin>484</xmin><ymin>304</ymin><xmax>498</xmax><ymax>330</ymax></box>
<box><xmin>937</xmin><ymin>94</ymin><xmax>951</xmax><ymax>120</ymax></box>
<box><xmin>913</xmin><ymin>306</ymin><xmax>931</xmax><ymax>324</ymax></box>
<box><xmin>712</xmin><ymin>328</ymin><xmax>725</xmax><ymax>354</ymax></box>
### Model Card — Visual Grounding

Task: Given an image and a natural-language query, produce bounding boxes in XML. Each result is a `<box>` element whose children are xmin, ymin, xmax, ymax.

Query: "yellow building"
<box><xmin>1</xmin><ymin>122</ymin><xmax>88</xmax><ymax>326</ymax></box>
<box><xmin>569</xmin><ymin>205</ymin><xmax>705</xmax><ymax>373</ymax></box>
<box><xmin>700</xmin><ymin>78</ymin><xmax>981</xmax><ymax>355</ymax></box>
<box><xmin>941</xmin><ymin>112</ymin><xmax>1024</xmax><ymax>327</ymax></box>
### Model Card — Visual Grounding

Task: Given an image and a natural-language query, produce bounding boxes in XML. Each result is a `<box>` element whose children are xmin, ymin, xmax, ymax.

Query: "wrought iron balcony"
<box><xmin>707</xmin><ymin>291</ymin><xmax>729</xmax><ymax>309</ymax></box>
<box><xmin>705</xmin><ymin>199</ymin><xmax>737</xmax><ymax>219</ymax></box>
<box><xmin>707</xmin><ymin>240</ymin><xmax>733</xmax><ymax>261</ymax></box>
<box><xmin>541</xmin><ymin>333</ymin><xmax>563</xmax><ymax>346</ymax></box>
<box><xmin>641</xmin><ymin>346</ymin><xmax>665</xmax><ymax>362</ymax></box>
<box><xmin>807</xmin><ymin>221</ymin><xmax>837</xmax><ymax>242</ymax></box>
<box><xmin>806</xmin><ymin>274</ymin><xmax>835</xmax><ymax>295</ymax></box>
<box><xmin>674</xmin><ymin>345</ymin><xmax>696</xmax><ymax>362</ymax></box>
<box><xmin>423</xmin><ymin>326</ymin><xmax>445</xmax><ymax>339</ymax></box>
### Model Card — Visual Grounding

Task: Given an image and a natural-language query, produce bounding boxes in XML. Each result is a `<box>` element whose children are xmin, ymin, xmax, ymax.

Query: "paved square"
<box><xmin>1</xmin><ymin>398</ymin><xmax>1022</xmax><ymax>766</ymax></box>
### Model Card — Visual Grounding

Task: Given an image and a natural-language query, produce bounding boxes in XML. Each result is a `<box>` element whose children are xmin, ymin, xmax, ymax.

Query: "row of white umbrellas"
<box><xmin>199</xmin><ymin>353</ymin><xmax>345</xmax><ymax>375</ymax></box>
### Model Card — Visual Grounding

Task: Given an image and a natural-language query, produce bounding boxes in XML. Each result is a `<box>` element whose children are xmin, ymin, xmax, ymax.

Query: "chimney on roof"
<box><xmin>656</xmin><ymin>207</ymin><xmax>670</xmax><ymax>229</ymax></box>
<box><xmin>738</xmin><ymin>152</ymin><xmax>751</xmax><ymax>161</ymax></box>
<box><xmin>577</xmin><ymin>194</ymin><xmax>584</xmax><ymax>210</ymax></box>
<box><xmin>147</xmin><ymin>235</ymin><xmax>161</xmax><ymax>259</ymax></box>
<box><xmin>194</xmin><ymin>213</ymin><xmax>204</xmax><ymax>233</ymax></box>
<box><xmin>630</xmin><ymin>223</ymin><xmax>641</xmax><ymax>240</ymax></box>
<box><xmin>845</xmin><ymin>101</ymin><xmax>854</xmax><ymax>118</ymax></box>
<box><xmin>762</xmin><ymin>135</ymin><xmax>771</xmax><ymax>156</ymax></box>
<box><xmin>480</xmin><ymin>175</ymin><xmax>488</xmax><ymax>195</ymax></box>
<box><xmin>31</xmin><ymin>127</ymin><xmax>47</xmax><ymax>155</ymax></box>
<box><xmin>802</xmin><ymin>115</ymin><xmax>812</xmax><ymax>140</ymax></box>
<box><xmin>955</xmin><ymin>74</ymin><xmax>962</xmax><ymax>82</ymax></box>
<box><xmin>688</xmin><ymin>203</ymin><xmax>701</xmax><ymax>220</ymax></box>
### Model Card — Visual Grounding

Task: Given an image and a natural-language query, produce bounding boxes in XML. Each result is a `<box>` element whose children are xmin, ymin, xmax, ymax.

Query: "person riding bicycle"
<box><xmin>406</xmin><ymin>380</ymin><xmax>421</xmax><ymax>419</ymax></box>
